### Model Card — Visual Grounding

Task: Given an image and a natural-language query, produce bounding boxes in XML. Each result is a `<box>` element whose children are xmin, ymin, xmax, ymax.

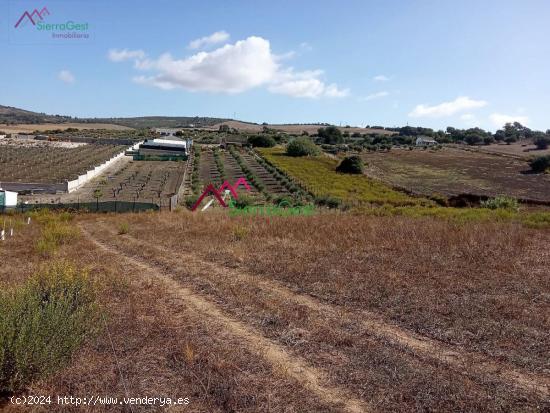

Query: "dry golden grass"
<box><xmin>1</xmin><ymin>210</ymin><xmax>549</xmax><ymax>412</ymax></box>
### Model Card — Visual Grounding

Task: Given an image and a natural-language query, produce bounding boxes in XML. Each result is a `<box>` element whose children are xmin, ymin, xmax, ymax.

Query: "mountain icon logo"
<box><xmin>14</xmin><ymin>6</ymin><xmax>50</xmax><ymax>28</ymax></box>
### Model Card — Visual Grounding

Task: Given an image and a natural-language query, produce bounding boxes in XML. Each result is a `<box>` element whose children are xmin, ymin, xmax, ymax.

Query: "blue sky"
<box><xmin>1</xmin><ymin>0</ymin><xmax>549</xmax><ymax>131</ymax></box>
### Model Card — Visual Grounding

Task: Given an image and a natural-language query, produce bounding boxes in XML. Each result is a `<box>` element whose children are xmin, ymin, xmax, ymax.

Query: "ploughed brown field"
<box><xmin>2</xmin><ymin>211</ymin><xmax>548</xmax><ymax>412</ymax></box>
<box><xmin>362</xmin><ymin>147</ymin><xmax>550</xmax><ymax>202</ymax></box>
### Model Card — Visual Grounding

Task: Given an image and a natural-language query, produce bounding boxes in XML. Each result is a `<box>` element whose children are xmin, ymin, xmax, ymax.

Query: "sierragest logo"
<box><xmin>14</xmin><ymin>5</ymin><xmax>90</xmax><ymax>39</ymax></box>
<box><xmin>14</xmin><ymin>6</ymin><xmax>49</xmax><ymax>27</ymax></box>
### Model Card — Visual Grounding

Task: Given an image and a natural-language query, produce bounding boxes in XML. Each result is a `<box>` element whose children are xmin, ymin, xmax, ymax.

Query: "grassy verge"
<box><xmin>0</xmin><ymin>261</ymin><xmax>99</xmax><ymax>394</ymax></box>
<box><xmin>258</xmin><ymin>147</ymin><xmax>430</xmax><ymax>207</ymax></box>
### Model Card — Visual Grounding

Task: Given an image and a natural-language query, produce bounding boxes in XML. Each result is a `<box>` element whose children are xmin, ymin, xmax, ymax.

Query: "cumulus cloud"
<box><xmin>360</xmin><ymin>91</ymin><xmax>389</xmax><ymax>101</ymax></box>
<box><xmin>188</xmin><ymin>31</ymin><xmax>230</xmax><ymax>49</ymax></box>
<box><xmin>114</xmin><ymin>36</ymin><xmax>347</xmax><ymax>98</ymax></box>
<box><xmin>58</xmin><ymin>70</ymin><xmax>75</xmax><ymax>83</ymax></box>
<box><xmin>108</xmin><ymin>48</ymin><xmax>146</xmax><ymax>62</ymax></box>
<box><xmin>489</xmin><ymin>113</ymin><xmax>529</xmax><ymax>127</ymax></box>
<box><xmin>373</xmin><ymin>75</ymin><xmax>389</xmax><ymax>82</ymax></box>
<box><xmin>409</xmin><ymin>96</ymin><xmax>487</xmax><ymax>118</ymax></box>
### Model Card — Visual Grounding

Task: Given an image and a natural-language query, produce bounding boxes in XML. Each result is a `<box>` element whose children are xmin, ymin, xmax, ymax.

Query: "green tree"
<box><xmin>336</xmin><ymin>156</ymin><xmax>365</xmax><ymax>174</ymax></box>
<box><xmin>530</xmin><ymin>155</ymin><xmax>550</xmax><ymax>172</ymax></box>
<box><xmin>248</xmin><ymin>135</ymin><xmax>276</xmax><ymax>148</ymax></box>
<box><xmin>286</xmin><ymin>137</ymin><xmax>321</xmax><ymax>157</ymax></box>
<box><xmin>534</xmin><ymin>136</ymin><xmax>550</xmax><ymax>150</ymax></box>
<box><xmin>318</xmin><ymin>126</ymin><xmax>343</xmax><ymax>144</ymax></box>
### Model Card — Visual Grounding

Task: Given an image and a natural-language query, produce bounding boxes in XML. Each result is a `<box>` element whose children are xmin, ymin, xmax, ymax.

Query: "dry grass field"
<box><xmin>1</xmin><ymin>210</ymin><xmax>548</xmax><ymax>412</ymax></box>
<box><xmin>466</xmin><ymin>141</ymin><xmax>550</xmax><ymax>159</ymax></box>
<box><xmin>361</xmin><ymin>147</ymin><xmax>550</xmax><ymax>202</ymax></box>
<box><xmin>0</xmin><ymin>123</ymin><xmax>133</xmax><ymax>134</ymax></box>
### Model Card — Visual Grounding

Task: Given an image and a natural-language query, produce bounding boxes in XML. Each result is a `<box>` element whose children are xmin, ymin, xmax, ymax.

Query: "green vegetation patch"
<box><xmin>0</xmin><ymin>261</ymin><xmax>100</xmax><ymax>393</ymax></box>
<box><xmin>259</xmin><ymin>147</ymin><xmax>428</xmax><ymax>207</ymax></box>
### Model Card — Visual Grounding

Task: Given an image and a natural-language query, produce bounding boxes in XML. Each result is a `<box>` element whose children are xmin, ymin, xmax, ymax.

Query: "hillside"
<box><xmin>0</xmin><ymin>105</ymin><xmax>74</xmax><ymax>124</ymax></box>
<box><xmin>207</xmin><ymin>120</ymin><xmax>394</xmax><ymax>135</ymax></box>
<box><xmin>0</xmin><ymin>105</ymin><xmax>389</xmax><ymax>134</ymax></box>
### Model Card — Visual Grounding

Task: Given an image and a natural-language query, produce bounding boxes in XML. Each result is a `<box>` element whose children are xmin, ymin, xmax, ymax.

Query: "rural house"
<box><xmin>416</xmin><ymin>136</ymin><xmax>437</xmax><ymax>146</ymax></box>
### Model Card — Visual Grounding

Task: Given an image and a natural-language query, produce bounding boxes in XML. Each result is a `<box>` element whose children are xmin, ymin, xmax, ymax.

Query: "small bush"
<box><xmin>533</xmin><ymin>136</ymin><xmax>550</xmax><ymax>150</ymax></box>
<box><xmin>233</xmin><ymin>194</ymin><xmax>253</xmax><ymax>209</ymax></box>
<box><xmin>232</xmin><ymin>225</ymin><xmax>248</xmax><ymax>241</ymax></box>
<box><xmin>481</xmin><ymin>196</ymin><xmax>519</xmax><ymax>211</ymax></box>
<box><xmin>336</xmin><ymin>156</ymin><xmax>365</xmax><ymax>174</ymax></box>
<box><xmin>248</xmin><ymin>135</ymin><xmax>276</xmax><ymax>148</ymax></box>
<box><xmin>185</xmin><ymin>195</ymin><xmax>199</xmax><ymax>209</ymax></box>
<box><xmin>35</xmin><ymin>220</ymin><xmax>79</xmax><ymax>257</ymax></box>
<box><xmin>0</xmin><ymin>261</ymin><xmax>99</xmax><ymax>393</ymax></box>
<box><xmin>286</xmin><ymin>138</ymin><xmax>321</xmax><ymax>157</ymax></box>
<box><xmin>118</xmin><ymin>222</ymin><xmax>129</xmax><ymax>235</ymax></box>
<box><xmin>315</xmin><ymin>195</ymin><xmax>342</xmax><ymax>209</ymax></box>
<box><xmin>529</xmin><ymin>155</ymin><xmax>550</xmax><ymax>173</ymax></box>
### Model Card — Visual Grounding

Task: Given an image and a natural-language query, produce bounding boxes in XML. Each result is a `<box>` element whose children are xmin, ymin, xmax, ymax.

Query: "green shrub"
<box><xmin>286</xmin><ymin>138</ymin><xmax>321</xmax><ymax>157</ymax></box>
<box><xmin>0</xmin><ymin>262</ymin><xmax>99</xmax><ymax>393</ymax></box>
<box><xmin>534</xmin><ymin>136</ymin><xmax>550</xmax><ymax>150</ymax></box>
<box><xmin>481</xmin><ymin>196</ymin><xmax>519</xmax><ymax>211</ymax></box>
<box><xmin>118</xmin><ymin>222</ymin><xmax>129</xmax><ymax>235</ymax></box>
<box><xmin>248</xmin><ymin>135</ymin><xmax>276</xmax><ymax>148</ymax></box>
<box><xmin>530</xmin><ymin>155</ymin><xmax>550</xmax><ymax>173</ymax></box>
<box><xmin>184</xmin><ymin>195</ymin><xmax>199</xmax><ymax>209</ymax></box>
<box><xmin>336</xmin><ymin>156</ymin><xmax>365</xmax><ymax>174</ymax></box>
<box><xmin>315</xmin><ymin>195</ymin><xmax>342</xmax><ymax>209</ymax></box>
<box><xmin>233</xmin><ymin>194</ymin><xmax>254</xmax><ymax>209</ymax></box>
<box><xmin>35</xmin><ymin>220</ymin><xmax>79</xmax><ymax>257</ymax></box>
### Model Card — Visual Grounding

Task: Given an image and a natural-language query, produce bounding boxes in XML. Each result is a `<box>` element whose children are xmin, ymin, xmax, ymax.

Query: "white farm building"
<box><xmin>0</xmin><ymin>189</ymin><xmax>18</xmax><ymax>209</ymax></box>
<box><xmin>416</xmin><ymin>137</ymin><xmax>438</xmax><ymax>146</ymax></box>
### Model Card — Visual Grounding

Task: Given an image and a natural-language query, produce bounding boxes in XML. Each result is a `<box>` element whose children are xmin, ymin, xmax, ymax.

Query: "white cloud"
<box><xmin>188</xmin><ymin>31</ymin><xmax>230</xmax><ymax>49</ymax></box>
<box><xmin>116</xmin><ymin>36</ymin><xmax>347</xmax><ymax>98</ymax></box>
<box><xmin>269</xmin><ymin>69</ymin><xmax>349</xmax><ymax>98</ymax></box>
<box><xmin>373</xmin><ymin>75</ymin><xmax>389</xmax><ymax>82</ymax></box>
<box><xmin>489</xmin><ymin>113</ymin><xmax>529</xmax><ymax>127</ymax></box>
<box><xmin>300</xmin><ymin>42</ymin><xmax>312</xmax><ymax>51</ymax></box>
<box><xmin>325</xmin><ymin>84</ymin><xmax>350</xmax><ymax>98</ymax></box>
<box><xmin>360</xmin><ymin>91</ymin><xmax>389</xmax><ymax>101</ymax></box>
<box><xmin>108</xmin><ymin>49</ymin><xmax>146</xmax><ymax>62</ymax></box>
<box><xmin>58</xmin><ymin>70</ymin><xmax>75</xmax><ymax>84</ymax></box>
<box><xmin>409</xmin><ymin>96</ymin><xmax>487</xmax><ymax>118</ymax></box>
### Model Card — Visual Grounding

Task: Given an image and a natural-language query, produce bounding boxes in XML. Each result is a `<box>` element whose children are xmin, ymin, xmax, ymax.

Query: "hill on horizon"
<box><xmin>0</xmin><ymin>104</ymin><xmax>391</xmax><ymax>134</ymax></box>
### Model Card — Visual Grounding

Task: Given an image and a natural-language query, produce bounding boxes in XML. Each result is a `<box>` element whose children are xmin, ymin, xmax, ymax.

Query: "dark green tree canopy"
<box><xmin>318</xmin><ymin>126</ymin><xmax>343</xmax><ymax>144</ymax></box>
<box><xmin>286</xmin><ymin>137</ymin><xmax>321</xmax><ymax>157</ymax></box>
<box><xmin>336</xmin><ymin>156</ymin><xmax>365</xmax><ymax>174</ymax></box>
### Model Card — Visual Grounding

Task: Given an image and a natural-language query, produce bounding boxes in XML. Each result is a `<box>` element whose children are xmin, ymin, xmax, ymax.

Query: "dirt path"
<box><xmin>90</xmin><ymin>222</ymin><xmax>550</xmax><ymax>400</ymax></box>
<box><xmin>79</xmin><ymin>224</ymin><xmax>369</xmax><ymax>413</ymax></box>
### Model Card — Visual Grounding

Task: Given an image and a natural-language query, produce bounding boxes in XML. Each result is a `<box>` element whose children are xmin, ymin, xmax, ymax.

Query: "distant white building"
<box><xmin>155</xmin><ymin>128</ymin><xmax>179</xmax><ymax>137</ymax></box>
<box><xmin>416</xmin><ymin>137</ymin><xmax>437</xmax><ymax>146</ymax></box>
<box><xmin>0</xmin><ymin>189</ymin><xmax>18</xmax><ymax>208</ymax></box>
<box><xmin>0</xmin><ymin>134</ymin><xmax>6</xmax><ymax>139</ymax></box>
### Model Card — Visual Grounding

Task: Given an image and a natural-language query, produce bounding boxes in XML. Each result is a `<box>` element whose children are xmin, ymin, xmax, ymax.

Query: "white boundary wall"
<box><xmin>66</xmin><ymin>141</ymin><xmax>142</xmax><ymax>193</ymax></box>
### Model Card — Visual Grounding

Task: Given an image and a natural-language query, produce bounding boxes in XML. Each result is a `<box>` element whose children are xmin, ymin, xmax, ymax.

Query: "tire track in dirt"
<box><xmin>90</xmin><ymin>222</ymin><xmax>549</xmax><ymax>400</ymax></box>
<box><xmin>79</xmin><ymin>223</ymin><xmax>369</xmax><ymax>413</ymax></box>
